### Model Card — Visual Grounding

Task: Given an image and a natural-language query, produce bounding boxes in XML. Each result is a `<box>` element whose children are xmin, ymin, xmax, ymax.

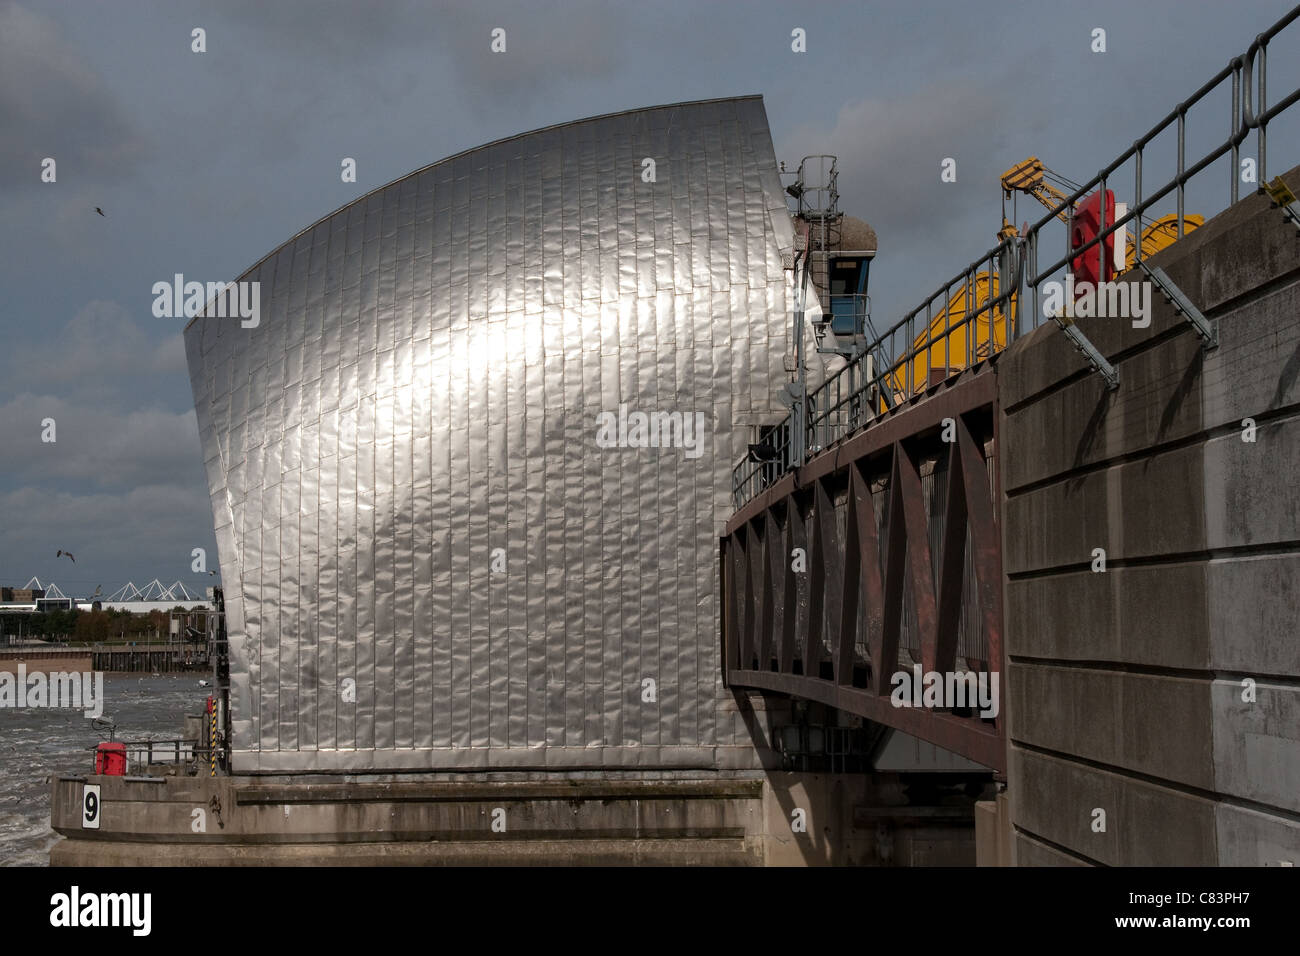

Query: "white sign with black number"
<box><xmin>82</xmin><ymin>783</ymin><xmax>101</xmax><ymax>829</ymax></box>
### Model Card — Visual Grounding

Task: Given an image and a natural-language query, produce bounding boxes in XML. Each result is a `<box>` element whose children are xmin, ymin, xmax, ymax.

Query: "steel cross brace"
<box><xmin>1052</xmin><ymin>314</ymin><xmax>1120</xmax><ymax>390</ymax></box>
<box><xmin>1135</xmin><ymin>260</ymin><xmax>1217</xmax><ymax>350</ymax></box>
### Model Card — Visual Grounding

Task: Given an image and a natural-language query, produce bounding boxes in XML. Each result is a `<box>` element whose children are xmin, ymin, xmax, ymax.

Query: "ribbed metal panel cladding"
<box><xmin>184</xmin><ymin>96</ymin><xmax>796</xmax><ymax>772</ymax></box>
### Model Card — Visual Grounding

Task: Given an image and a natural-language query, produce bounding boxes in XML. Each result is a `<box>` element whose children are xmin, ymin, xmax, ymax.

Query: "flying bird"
<box><xmin>95</xmin><ymin>207</ymin><xmax>105</xmax><ymax>217</ymax></box>
<box><xmin>56</xmin><ymin>549</ymin><xmax>75</xmax><ymax>563</ymax></box>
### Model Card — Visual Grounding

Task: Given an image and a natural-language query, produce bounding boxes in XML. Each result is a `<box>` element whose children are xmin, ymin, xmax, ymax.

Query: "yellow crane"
<box><xmin>999</xmin><ymin>157</ymin><xmax>1204</xmax><ymax>270</ymax></box>
<box><xmin>880</xmin><ymin>157</ymin><xmax>1203</xmax><ymax>408</ymax></box>
<box><xmin>998</xmin><ymin>156</ymin><xmax>1075</xmax><ymax>237</ymax></box>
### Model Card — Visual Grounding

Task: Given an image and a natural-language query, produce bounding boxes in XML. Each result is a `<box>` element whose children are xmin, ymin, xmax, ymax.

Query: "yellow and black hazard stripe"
<box><xmin>209</xmin><ymin>697</ymin><xmax>217</xmax><ymax>777</ymax></box>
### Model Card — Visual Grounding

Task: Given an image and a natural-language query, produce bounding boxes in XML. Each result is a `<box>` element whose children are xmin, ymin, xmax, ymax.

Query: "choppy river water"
<box><xmin>0</xmin><ymin>673</ymin><xmax>208</xmax><ymax>866</ymax></box>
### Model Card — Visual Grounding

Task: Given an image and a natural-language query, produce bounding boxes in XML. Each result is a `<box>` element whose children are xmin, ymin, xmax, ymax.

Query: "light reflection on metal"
<box><xmin>184</xmin><ymin>97</ymin><xmax>798</xmax><ymax>772</ymax></box>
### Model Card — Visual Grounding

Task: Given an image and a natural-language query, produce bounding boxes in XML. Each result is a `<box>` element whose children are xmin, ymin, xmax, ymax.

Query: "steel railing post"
<box><xmin>1178</xmin><ymin>108</ymin><xmax>1186</xmax><ymax>237</ymax></box>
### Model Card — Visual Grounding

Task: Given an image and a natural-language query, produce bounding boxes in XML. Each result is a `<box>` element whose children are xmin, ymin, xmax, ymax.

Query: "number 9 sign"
<box><xmin>82</xmin><ymin>784</ymin><xmax>101</xmax><ymax>829</ymax></box>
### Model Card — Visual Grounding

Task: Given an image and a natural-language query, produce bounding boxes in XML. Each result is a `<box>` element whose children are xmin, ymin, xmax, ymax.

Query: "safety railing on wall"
<box><xmin>733</xmin><ymin>5</ymin><xmax>1300</xmax><ymax>510</ymax></box>
<box><xmin>83</xmin><ymin>738</ymin><xmax>206</xmax><ymax>770</ymax></box>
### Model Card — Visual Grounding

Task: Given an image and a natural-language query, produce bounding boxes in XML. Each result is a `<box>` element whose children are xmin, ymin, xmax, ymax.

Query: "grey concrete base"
<box><xmin>975</xmin><ymin>791</ymin><xmax>1013</xmax><ymax>866</ymax></box>
<box><xmin>50</xmin><ymin>836</ymin><xmax>761</xmax><ymax>867</ymax></box>
<box><xmin>1013</xmin><ymin>832</ymin><xmax>1093</xmax><ymax>867</ymax></box>
<box><xmin>49</xmin><ymin>768</ymin><xmax>981</xmax><ymax>866</ymax></box>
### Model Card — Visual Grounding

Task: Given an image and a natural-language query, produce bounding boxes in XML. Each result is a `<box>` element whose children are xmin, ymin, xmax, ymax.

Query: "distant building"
<box><xmin>0</xmin><ymin>581</ymin><xmax>209</xmax><ymax>615</ymax></box>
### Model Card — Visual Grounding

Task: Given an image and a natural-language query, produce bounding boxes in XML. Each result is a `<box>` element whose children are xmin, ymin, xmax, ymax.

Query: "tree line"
<box><xmin>0</xmin><ymin>607</ymin><xmax>195</xmax><ymax>644</ymax></box>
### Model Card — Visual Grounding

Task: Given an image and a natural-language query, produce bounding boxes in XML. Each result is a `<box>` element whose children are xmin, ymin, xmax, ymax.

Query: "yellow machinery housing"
<box><xmin>881</xmin><ymin>157</ymin><xmax>1203</xmax><ymax>406</ymax></box>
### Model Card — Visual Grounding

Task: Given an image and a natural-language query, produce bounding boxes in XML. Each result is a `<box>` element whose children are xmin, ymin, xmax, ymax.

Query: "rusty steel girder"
<box><xmin>721</xmin><ymin>369</ymin><xmax>1005</xmax><ymax>772</ymax></box>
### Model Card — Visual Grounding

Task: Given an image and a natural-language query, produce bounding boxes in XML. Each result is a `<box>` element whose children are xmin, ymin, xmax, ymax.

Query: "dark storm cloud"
<box><xmin>0</xmin><ymin>393</ymin><xmax>201</xmax><ymax>491</ymax></box>
<box><xmin>0</xmin><ymin>356</ymin><xmax>213</xmax><ymax>590</ymax></box>
<box><xmin>436</xmin><ymin>1</ymin><xmax>622</xmax><ymax>101</ymax></box>
<box><xmin>218</xmin><ymin>0</ymin><xmax>621</xmax><ymax>100</ymax></box>
<box><xmin>5</xmin><ymin>301</ymin><xmax>186</xmax><ymax>406</ymax></box>
<box><xmin>0</xmin><ymin>0</ymin><xmax>1294</xmax><ymax>595</ymax></box>
<box><xmin>775</xmin><ymin>69</ymin><xmax>1036</xmax><ymax>325</ymax></box>
<box><xmin>218</xmin><ymin>0</ymin><xmax>429</xmax><ymax>58</ymax></box>
<box><xmin>783</xmin><ymin>79</ymin><xmax>1011</xmax><ymax>249</ymax></box>
<box><xmin>0</xmin><ymin>482</ymin><xmax>214</xmax><ymax>592</ymax></box>
<box><xmin>0</xmin><ymin>2</ymin><xmax>146</xmax><ymax>191</ymax></box>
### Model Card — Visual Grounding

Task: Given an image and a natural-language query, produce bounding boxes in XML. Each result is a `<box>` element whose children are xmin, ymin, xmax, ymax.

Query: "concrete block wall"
<box><xmin>997</xmin><ymin>165</ymin><xmax>1300</xmax><ymax>865</ymax></box>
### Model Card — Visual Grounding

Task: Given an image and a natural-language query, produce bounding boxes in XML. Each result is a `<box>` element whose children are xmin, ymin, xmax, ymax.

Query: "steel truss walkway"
<box><xmin>722</xmin><ymin>367</ymin><xmax>1005</xmax><ymax>771</ymax></box>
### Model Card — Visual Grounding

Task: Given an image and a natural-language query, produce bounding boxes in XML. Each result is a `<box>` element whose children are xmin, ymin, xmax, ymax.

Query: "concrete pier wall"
<box><xmin>997</xmin><ymin>166</ymin><xmax>1300</xmax><ymax>865</ymax></box>
<box><xmin>49</xmin><ymin>770</ymin><xmax>977</xmax><ymax>866</ymax></box>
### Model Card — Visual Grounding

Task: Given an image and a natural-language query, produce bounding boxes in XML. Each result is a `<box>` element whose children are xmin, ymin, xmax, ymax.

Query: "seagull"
<box><xmin>56</xmin><ymin>550</ymin><xmax>75</xmax><ymax>563</ymax></box>
<box><xmin>208</xmin><ymin>570</ymin><xmax>217</xmax><ymax>576</ymax></box>
<box><xmin>95</xmin><ymin>207</ymin><xmax>105</xmax><ymax>217</ymax></box>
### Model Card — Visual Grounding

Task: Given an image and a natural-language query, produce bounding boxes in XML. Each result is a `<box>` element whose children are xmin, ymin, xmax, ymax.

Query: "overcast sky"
<box><xmin>2</xmin><ymin>0</ymin><xmax>1298</xmax><ymax>598</ymax></box>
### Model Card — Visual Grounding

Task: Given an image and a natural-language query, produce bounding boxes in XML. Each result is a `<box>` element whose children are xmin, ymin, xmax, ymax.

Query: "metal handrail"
<box><xmin>733</xmin><ymin>237</ymin><xmax>1020</xmax><ymax>506</ymax></box>
<box><xmin>732</xmin><ymin>5</ymin><xmax>1300</xmax><ymax>509</ymax></box>
<box><xmin>1024</xmin><ymin>6</ymin><xmax>1300</xmax><ymax>309</ymax></box>
<box><xmin>87</xmin><ymin>737</ymin><xmax>206</xmax><ymax>768</ymax></box>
